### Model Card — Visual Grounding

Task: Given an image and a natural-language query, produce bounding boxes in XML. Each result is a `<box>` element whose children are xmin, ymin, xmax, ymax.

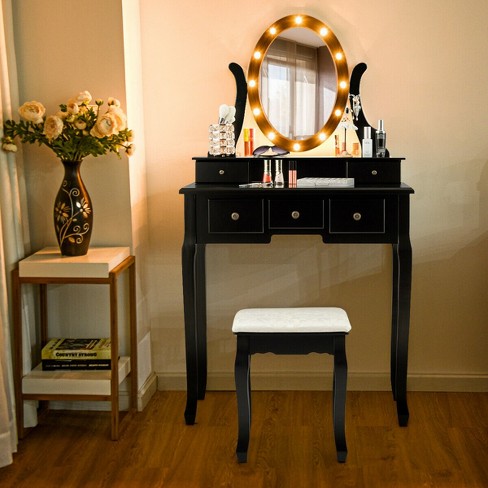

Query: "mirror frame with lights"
<box><xmin>247</xmin><ymin>14</ymin><xmax>349</xmax><ymax>152</ymax></box>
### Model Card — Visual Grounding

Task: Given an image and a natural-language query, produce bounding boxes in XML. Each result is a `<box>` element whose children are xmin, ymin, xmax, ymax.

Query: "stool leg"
<box><xmin>333</xmin><ymin>335</ymin><xmax>348</xmax><ymax>462</ymax></box>
<box><xmin>235</xmin><ymin>335</ymin><xmax>251</xmax><ymax>463</ymax></box>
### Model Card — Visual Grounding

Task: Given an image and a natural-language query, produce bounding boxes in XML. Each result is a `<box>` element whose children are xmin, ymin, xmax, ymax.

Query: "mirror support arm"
<box><xmin>349</xmin><ymin>62</ymin><xmax>389</xmax><ymax>157</ymax></box>
<box><xmin>229</xmin><ymin>62</ymin><xmax>247</xmax><ymax>145</ymax></box>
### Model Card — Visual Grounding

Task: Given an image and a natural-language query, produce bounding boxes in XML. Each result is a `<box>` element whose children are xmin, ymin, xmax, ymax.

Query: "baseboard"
<box><xmin>156</xmin><ymin>371</ymin><xmax>488</xmax><ymax>392</ymax></box>
<box><xmin>137</xmin><ymin>372</ymin><xmax>158</xmax><ymax>411</ymax></box>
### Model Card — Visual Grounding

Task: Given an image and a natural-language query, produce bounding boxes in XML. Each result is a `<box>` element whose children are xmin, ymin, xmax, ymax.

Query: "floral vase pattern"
<box><xmin>53</xmin><ymin>160</ymin><xmax>93</xmax><ymax>256</ymax></box>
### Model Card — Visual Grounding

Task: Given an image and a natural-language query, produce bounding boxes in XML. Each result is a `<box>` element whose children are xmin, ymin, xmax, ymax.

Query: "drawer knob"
<box><xmin>291</xmin><ymin>210</ymin><xmax>300</xmax><ymax>220</ymax></box>
<box><xmin>371</xmin><ymin>170</ymin><xmax>378</xmax><ymax>176</ymax></box>
<box><xmin>231</xmin><ymin>212</ymin><xmax>240</xmax><ymax>221</ymax></box>
<box><xmin>353</xmin><ymin>212</ymin><xmax>362</xmax><ymax>221</ymax></box>
<box><xmin>219</xmin><ymin>169</ymin><xmax>225</xmax><ymax>175</ymax></box>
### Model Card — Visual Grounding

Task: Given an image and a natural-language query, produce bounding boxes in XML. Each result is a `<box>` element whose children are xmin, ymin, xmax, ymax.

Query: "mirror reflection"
<box><xmin>260</xmin><ymin>28</ymin><xmax>336</xmax><ymax>141</ymax></box>
<box><xmin>248</xmin><ymin>15</ymin><xmax>349</xmax><ymax>152</ymax></box>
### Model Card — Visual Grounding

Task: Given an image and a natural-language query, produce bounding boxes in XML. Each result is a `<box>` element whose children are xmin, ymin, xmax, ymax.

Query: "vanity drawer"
<box><xmin>208</xmin><ymin>199</ymin><xmax>264</xmax><ymax>233</ymax></box>
<box><xmin>329</xmin><ymin>198</ymin><xmax>385</xmax><ymax>233</ymax></box>
<box><xmin>196</xmin><ymin>160</ymin><xmax>249</xmax><ymax>183</ymax></box>
<box><xmin>347</xmin><ymin>160</ymin><xmax>400</xmax><ymax>185</ymax></box>
<box><xmin>269</xmin><ymin>199</ymin><xmax>324</xmax><ymax>229</ymax></box>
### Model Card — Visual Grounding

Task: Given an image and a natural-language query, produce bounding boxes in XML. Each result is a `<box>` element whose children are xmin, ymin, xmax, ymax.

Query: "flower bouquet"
<box><xmin>1</xmin><ymin>91</ymin><xmax>135</xmax><ymax>256</ymax></box>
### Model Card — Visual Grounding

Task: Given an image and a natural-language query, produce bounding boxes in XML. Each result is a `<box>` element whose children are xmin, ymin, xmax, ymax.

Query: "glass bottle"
<box><xmin>274</xmin><ymin>159</ymin><xmax>284</xmax><ymax>188</ymax></box>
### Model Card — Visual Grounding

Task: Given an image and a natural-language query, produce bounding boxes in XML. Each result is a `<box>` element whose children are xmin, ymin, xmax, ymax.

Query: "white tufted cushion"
<box><xmin>232</xmin><ymin>307</ymin><xmax>351</xmax><ymax>334</ymax></box>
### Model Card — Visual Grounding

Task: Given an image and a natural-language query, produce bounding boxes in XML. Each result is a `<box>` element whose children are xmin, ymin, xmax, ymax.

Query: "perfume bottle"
<box><xmin>376</xmin><ymin>120</ymin><xmax>386</xmax><ymax>157</ymax></box>
<box><xmin>362</xmin><ymin>127</ymin><xmax>373</xmax><ymax>158</ymax></box>
<box><xmin>274</xmin><ymin>159</ymin><xmax>284</xmax><ymax>188</ymax></box>
<box><xmin>262</xmin><ymin>159</ymin><xmax>272</xmax><ymax>185</ymax></box>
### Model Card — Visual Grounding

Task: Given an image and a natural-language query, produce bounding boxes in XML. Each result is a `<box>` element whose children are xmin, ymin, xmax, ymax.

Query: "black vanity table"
<box><xmin>180</xmin><ymin>156</ymin><xmax>414</xmax><ymax>427</ymax></box>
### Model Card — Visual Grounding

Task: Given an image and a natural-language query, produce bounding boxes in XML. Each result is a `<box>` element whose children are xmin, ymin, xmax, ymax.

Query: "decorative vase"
<box><xmin>53</xmin><ymin>159</ymin><xmax>93</xmax><ymax>256</ymax></box>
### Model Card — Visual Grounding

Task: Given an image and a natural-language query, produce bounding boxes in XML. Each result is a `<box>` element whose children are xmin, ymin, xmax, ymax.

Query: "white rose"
<box><xmin>108</xmin><ymin>97</ymin><xmax>121</xmax><ymax>107</ymax></box>
<box><xmin>74</xmin><ymin>119</ymin><xmax>87</xmax><ymax>130</ymax></box>
<box><xmin>2</xmin><ymin>142</ymin><xmax>18</xmax><ymax>152</ymax></box>
<box><xmin>107</xmin><ymin>105</ymin><xmax>127</xmax><ymax>131</ymax></box>
<box><xmin>69</xmin><ymin>90</ymin><xmax>92</xmax><ymax>105</ymax></box>
<box><xmin>90</xmin><ymin>112</ymin><xmax>118</xmax><ymax>138</ymax></box>
<box><xmin>18</xmin><ymin>101</ymin><xmax>46</xmax><ymax>124</ymax></box>
<box><xmin>67</xmin><ymin>102</ymin><xmax>79</xmax><ymax>114</ymax></box>
<box><xmin>43</xmin><ymin>115</ymin><xmax>64</xmax><ymax>141</ymax></box>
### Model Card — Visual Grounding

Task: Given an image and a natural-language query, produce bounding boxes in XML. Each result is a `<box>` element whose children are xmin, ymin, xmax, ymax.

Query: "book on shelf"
<box><xmin>41</xmin><ymin>338</ymin><xmax>112</xmax><ymax>371</ymax></box>
<box><xmin>42</xmin><ymin>359</ymin><xmax>111</xmax><ymax>370</ymax></box>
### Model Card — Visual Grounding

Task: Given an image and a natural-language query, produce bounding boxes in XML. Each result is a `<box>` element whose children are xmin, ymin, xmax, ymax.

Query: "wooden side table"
<box><xmin>12</xmin><ymin>247</ymin><xmax>138</xmax><ymax>440</ymax></box>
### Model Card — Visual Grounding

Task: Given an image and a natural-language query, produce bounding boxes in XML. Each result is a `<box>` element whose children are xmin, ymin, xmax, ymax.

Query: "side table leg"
<box><xmin>109</xmin><ymin>272</ymin><xmax>120</xmax><ymax>440</ymax></box>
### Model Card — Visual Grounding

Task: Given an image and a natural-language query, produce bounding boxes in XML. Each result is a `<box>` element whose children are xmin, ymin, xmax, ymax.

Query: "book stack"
<box><xmin>41</xmin><ymin>338</ymin><xmax>112</xmax><ymax>370</ymax></box>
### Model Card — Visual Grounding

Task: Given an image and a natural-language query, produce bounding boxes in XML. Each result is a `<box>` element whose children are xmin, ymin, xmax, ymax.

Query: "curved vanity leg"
<box><xmin>182</xmin><ymin>194</ymin><xmax>198</xmax><ymax>425</ymax></box>
<box><xmin>394</xmin><ymin>195</ymin><xmax>412</xmax><ymax>426</ymax></box>
<box><xmin>391</xmin><ymin>243</ymin><xmax>399</xmax><ymax>400</ymax></box>
<box><xmin>333</xmin><ymin>335</ymin><xmax>348</xmax><ymax>463</ymax></box>
<box><xmin>195</xmin><ymin>243</ymin><xmax>207</xmax><ymax>400</ymax></box>
<box><xmin>235</xmin><ymin>335</ymin><xmax>251</xmax><ymax>463</ymax></box>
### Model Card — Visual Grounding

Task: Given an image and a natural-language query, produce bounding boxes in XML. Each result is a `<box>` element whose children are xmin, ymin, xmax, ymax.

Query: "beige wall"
<box><xmin>141</xmin><ymin>0</ymin><xmax>488</xmax><ymax>391</ymax></box>
<box><xmin>12</xmin><ymin>0</ymin><xmax>153</xmax><ymax>398</ymax></box>
<box><xmin>12</xmin><ymin>0</ymin><xmax>488</xmax><ymax>392</ymax></box>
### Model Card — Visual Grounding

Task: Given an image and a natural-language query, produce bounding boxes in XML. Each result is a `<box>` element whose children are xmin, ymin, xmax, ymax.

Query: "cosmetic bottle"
<box><xmin>249</xmin><ymin>128</ymin><xmax>254</xmax><ymax>155</ymax></box>
<box><xmin>274</xmin><ymin>159</ymin><xmax>284</xmax><ymax>188</ymax></box>
<box><xmin>262</xmin><ymin>159</ymin><xmax>272</xmax><ymax>185</ymax></box>
<box><xmin>288</xmin><ymin>161</ymin><xmax>297</xmax><ymax>188</ymax></box>
<box><xmin>334</xmin><ymin>134</ymin><xmax>340</xmax><ymax>156</ymax></box>
<box><xmin>362</xmin><ymin>127</ymin><xmax>373</xmax><ymax>158</ymax></box>
<box><xmin>375</xmin><ymin>120</ymin><xmax>386</xmax><ymax>157</ymax></box>
<box><xmin>243</xmin><ymin>128</ymin><xmax>250</xmax><ymax>156</ymax></box>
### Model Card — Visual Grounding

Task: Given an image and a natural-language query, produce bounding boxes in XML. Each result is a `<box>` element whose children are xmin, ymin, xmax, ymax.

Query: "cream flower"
<box><xmin>126</xmin><ymin>144</ymin><xmax>135</xmax><ymax>156</ymax></box>
<box><xmin>67</xmin><ymin>102</ymin><xmax>79</xmax><ymax>114</ymax></box>
<box><xmin>74</xmin><ymin>119</ymin><xmax>87</xmax><ymax>130</ymax></box>
<box><xmin>70</xmin><ymin>90</ymin><xmax>92</xmax><ymax>105</ymax></box>
<box><xmin>43</xmin><ymin>115</ymin><xmax>64</xmax><ymax>141</ymax></box>
<box><xmin>107</xmin><ymin>105</ymin><xmax>127</xmax><ymax>131</ymax></box>
<box><xmin>90</xmin><ymin>112</ymin><xmax>118</xmax><ymax>138</ymax></box>
<box><xmin>108</xmin><ymin>97</ymin><xmax>121</xmax><ymax>107</ymax></box>
<box><xmin>18</xmin><ymin>101</ymin><xmax>45</xmax><ymax>124</ymax></box>
<box><xmin>2</xmin><ymin>142</ymin><xmax>17</xmax><ymax>152</ymax></box>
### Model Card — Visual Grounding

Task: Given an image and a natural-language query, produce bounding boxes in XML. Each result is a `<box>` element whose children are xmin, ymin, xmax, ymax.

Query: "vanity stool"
<box><xmin>232</xmin><ymin>307</ymin><xmax>351</xmax><ymax>463</ymax></box>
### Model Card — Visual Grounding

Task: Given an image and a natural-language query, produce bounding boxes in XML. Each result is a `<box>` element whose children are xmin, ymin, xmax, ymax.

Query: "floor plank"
<box><xmin>0</xmin><ymin>391</ymin><xmax>487</xmax><ymax>487</ymax></box>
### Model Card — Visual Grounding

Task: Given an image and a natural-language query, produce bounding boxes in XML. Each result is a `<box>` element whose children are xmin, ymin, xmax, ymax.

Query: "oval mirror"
<box><xmin>248</xmin><ymin>15</ymin><xmax>349</xmax><ymax>152</ymax></box>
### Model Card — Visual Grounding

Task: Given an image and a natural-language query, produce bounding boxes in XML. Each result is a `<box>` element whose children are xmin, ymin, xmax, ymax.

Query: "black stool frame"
<box><xmin>234</xmin><ymin>332</ymin><xmax>348</xmax><ymax>463</ymax></box>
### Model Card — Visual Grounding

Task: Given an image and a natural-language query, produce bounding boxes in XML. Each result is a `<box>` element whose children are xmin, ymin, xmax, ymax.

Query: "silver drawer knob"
<box><xmin>371</xmin><ymin>170</ymin><xmax>378</xmax><ymax>176</ymax></box>
<box><xmin>219</xmin><ymin>169</ymin><xmax>225</xmax><ymax>175</ymax></box>
<box><xmin>231</xmin><ymin>212</ymin><xmax>240</xmax><ymax>221</ymax></box>
<box><xmin>353</xmin><ymin>212</ymin><xmax>362</xmax><ymax>221</ymax></box>
<box><xmin>291</xmin><ymin>210</ymin><xmax>300</xmax><ymax>220</ymax></box>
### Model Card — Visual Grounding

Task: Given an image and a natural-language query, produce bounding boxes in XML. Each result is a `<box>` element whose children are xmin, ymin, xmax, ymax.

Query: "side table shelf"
<box><xmin>12</xmin><ymin>247</ymin><xmax>138</xmax><ymax>440</ymax></box>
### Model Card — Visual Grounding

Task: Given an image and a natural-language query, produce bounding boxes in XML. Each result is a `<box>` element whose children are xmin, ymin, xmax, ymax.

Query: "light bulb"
<box><xmin>339</xmin><ymin>81</ymin><xmax>347</xmax><ymax>89</ymax></box>
<box><xmin>249</xmin><ymin>80</ymin><xmax>256</xmax><ymax>88</ymax></box>
<box><xmin>335</xmin><ymin>52</ymin><xmax>343</xmax><ymax>61</ymax></box>
<box><xmin>319</xmin><ymin>27</ymin><xmax>328</xmax><ymax>36</ymax></box>
<box><xmin>295</xmin><ymin>16</ymin><xmax>303</xmax><ymax>25</ymax></box>
<box><xmin>319</xmin><ymin>132</ymin><xmax>326</xmax><ymax>141</ymax></box>
<box><xmin>267</xmin><ymin>132</ymin><xmax>275</xmax><ymax>140</ymax></box>
<box><xmin>253</xmin><ymin>107</ymin><xmax>261</xmax><ymax>116</ymax></box>
<box><xmin>254</xmin><ymin>51</ymin><xmax>261</xmax><ymax>60</ymax></box>
<box><xmin>334</xmin><ymin>109</ymin><xmax>342</xmax><ymax>117</ymax></box>
<box><xmin>269</xmin><ymin>27</ymin><xmax>277</xmax><ymax>35</ymax></box>
<box><xmin>293</xmin><ymin>143</ymin><xmax>301</xmax><ymax>151</ymax></box>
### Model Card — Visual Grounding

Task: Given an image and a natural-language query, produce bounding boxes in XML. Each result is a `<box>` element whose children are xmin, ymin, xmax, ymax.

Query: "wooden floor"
<box><xmin>1</xmin><ymin>391</ymin><xmax>487</xmax><ymax>487</ymax></box>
